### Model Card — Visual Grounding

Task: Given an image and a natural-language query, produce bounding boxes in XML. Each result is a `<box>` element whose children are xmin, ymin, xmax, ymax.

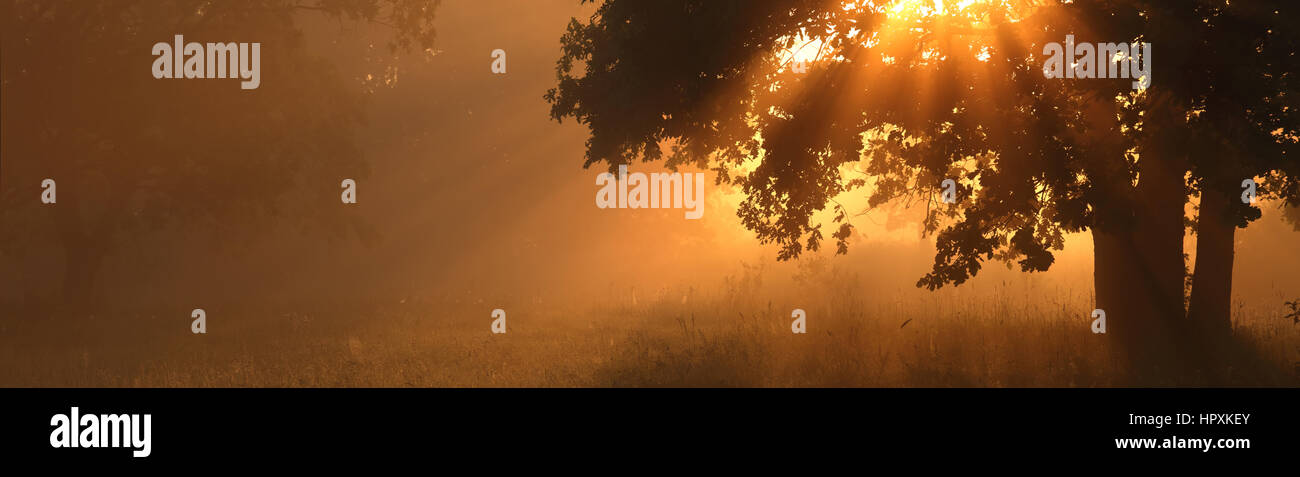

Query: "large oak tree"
<box><xmin>546</xmin><ymin>0</ymin><xmax>1300</xmax><ymax>372</ymax></box>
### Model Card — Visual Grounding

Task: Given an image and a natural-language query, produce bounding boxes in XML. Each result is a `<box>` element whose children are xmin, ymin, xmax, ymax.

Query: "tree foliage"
<box><xmin>547</xmin><ymin>0</ymin><xmax>1300</xmax><ymax>290</ymax></box>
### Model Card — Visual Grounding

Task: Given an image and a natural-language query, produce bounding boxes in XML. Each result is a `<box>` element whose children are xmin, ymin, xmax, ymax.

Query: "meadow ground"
<box><xmin>3</xmin><ymin>272</ymin><xmax>1297</xmax><ymax>387</ymax></box>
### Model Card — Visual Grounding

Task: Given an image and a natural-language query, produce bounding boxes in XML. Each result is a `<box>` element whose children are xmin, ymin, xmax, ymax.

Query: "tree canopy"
<box><xmin>547</xmin><ymin>0</ymin><xmax>1299</xmax><ymax>287</ymax></box>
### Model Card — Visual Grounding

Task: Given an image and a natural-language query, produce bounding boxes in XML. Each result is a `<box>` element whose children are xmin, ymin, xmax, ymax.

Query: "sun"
<box><xmin>880</xmin><ymin>0</ymin><xmax>1019</xmax><ymax>22</ymax></box>
<box><xmin>777</xmin><ymin>0</ymin><xmax>1008</xmax><ymax>72</ymax></box>
<box><xmin>888</xmin><ymin>0</ymin><xmax>946</xmax><ymax>19</ymax></box>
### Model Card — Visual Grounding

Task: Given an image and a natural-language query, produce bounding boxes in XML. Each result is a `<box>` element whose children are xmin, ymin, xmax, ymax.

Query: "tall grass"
<box><xmin>1</xmin><ymin>260</ymin><xmax>1296</xmax><ymax>387</ymax></box>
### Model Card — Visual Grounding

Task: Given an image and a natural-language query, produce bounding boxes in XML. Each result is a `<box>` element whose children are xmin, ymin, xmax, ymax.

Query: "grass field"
<box><xmin>3</xmin><ymin>263</ymin><xmax>1297</xmax><ymax>387</ymax></box>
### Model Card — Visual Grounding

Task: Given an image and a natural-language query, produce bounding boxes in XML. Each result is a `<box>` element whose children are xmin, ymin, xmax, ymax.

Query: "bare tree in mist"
<box><xmin>546</xmin><ymin>0</ymin><xmax>1300</xmax><ymax>372</ymax></box>
<box><xmin>0</xmin><ymin>0</ymin><xmax>439</xmax><ymax>315</ymax></box>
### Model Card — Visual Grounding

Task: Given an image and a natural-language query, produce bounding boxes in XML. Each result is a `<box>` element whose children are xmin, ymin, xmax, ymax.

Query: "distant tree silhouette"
<box><xmin>0</xmin><ymin>0</ymin><xmax>439</xmax><ymax>314</ymax></box>
<box><xmin>547</xmin><ymin>0</ymin><xmax>1299</xmax><ymax>371</ymax></box>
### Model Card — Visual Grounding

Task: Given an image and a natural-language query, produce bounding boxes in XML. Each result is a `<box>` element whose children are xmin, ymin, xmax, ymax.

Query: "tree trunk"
<box><xmin>1092</xmin><ymin>228</ymin><xmax>1185</xmax><ymax>376</ymax></box>
<box><xmin>1091</xmin><ymin>134</ymin><xmax>1192</xmax><ymax>380</ymax></box>
<box><xmin>1187</xmin><ymin>188</ymin><xmax>1235</xmax><ymax>341</ymax></box>
<box><xmin>1132</xmin><ymin>144</ymin><xmax>1189</xmax><ymax>331</ymax></box>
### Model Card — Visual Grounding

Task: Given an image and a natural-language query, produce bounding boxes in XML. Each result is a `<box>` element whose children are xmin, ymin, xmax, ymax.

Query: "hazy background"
<box><xmin>2</xmin><ymin>0</ymin><xmax>1298</xmax><ymax>386</ymax></box>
